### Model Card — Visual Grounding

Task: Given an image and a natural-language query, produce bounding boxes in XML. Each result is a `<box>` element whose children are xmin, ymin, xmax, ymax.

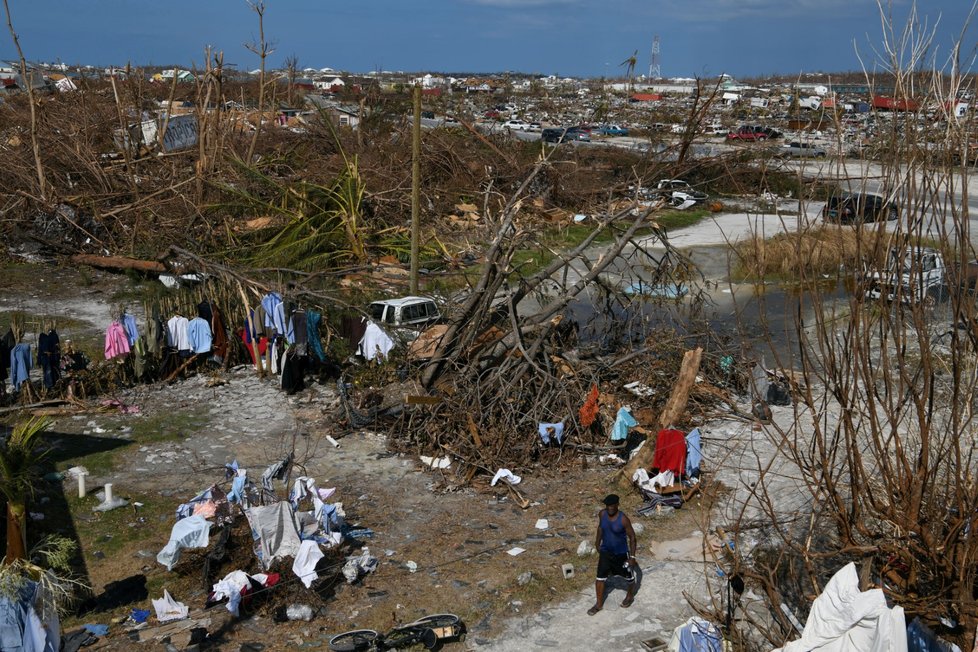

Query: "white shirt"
<box><xmin>166</xmin><ymin>315</ymin><xmax>191</xmax><ymax>351</ymax></box>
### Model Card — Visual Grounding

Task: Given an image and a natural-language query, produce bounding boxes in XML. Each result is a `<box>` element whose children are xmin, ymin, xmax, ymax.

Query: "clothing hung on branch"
<box><xmin>37</xmin><ymin>329</ymin><xmax>60</xmax><ymax>389</ymax></box>
<box><xmin>104</xmin><ymin>322</ymin><xmax>130</xmax><ymax>361</ymax></box>
<box><xmin>165</xmin><ymin>315</ymin><xmax>191</xmax><ymax>352</ymax></box>
<box><xmin>10</xmin><ymin>343</ymin><xmax>32</xmax><ymax>390</ymax></box>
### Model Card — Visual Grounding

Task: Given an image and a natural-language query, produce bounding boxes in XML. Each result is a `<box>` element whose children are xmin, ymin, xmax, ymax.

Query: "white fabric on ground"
<box><xmin>156</xmin><ymin>515</ymin><xmax>210</xmax><ymax>571</ymax></box>
<box><xmin>774</xmin><ymin>562</ymin><xmax>908</xmax><ymax>652</ymax></box>
<box><xmin>245</xmin><ymin>502</ymin><xmax>302</xmax><ymax>569</ymax></box>
<box><xmin>490</xmin><ymin>468</ymin><xmax>521</xmax><ymax>486</ymax></box>
<box><xmin>293</xmin><ymin>540</ymin><xmax>325</xmax><ymax>588</ymax></box>
<box><xmin>212</xmin><ymin>570</ymin><xmax>252</xmax><ymax>617</ymax></box>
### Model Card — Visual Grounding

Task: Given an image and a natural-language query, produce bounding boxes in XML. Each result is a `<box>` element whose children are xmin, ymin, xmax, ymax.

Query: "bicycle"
<box><xmin>327</xmin><ymin>613</ymin><xmax>465</xmax><ymax>651</ymax></box>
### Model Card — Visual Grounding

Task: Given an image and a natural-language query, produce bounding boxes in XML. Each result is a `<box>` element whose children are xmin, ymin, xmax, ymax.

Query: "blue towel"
<box><xmin>611</xmin><ymin>408</ymin><xmax>637</xmax><ymax>441</ymax></box>
<box><xmin>84</xmin><ymin>624</ymin><xmax>109</xmax><ymax>636</ymax></box>
<box><xmin>130</xmin><ymin>609</ymin><xmax>150</xmax><ymax>624</ymax></box>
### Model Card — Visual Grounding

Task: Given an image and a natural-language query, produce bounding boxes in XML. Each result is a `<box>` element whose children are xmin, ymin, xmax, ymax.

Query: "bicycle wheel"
<box><xmin>328</xmin><ymin>629</ymin><xmax>380</xmax><ymax>652</ymax></box>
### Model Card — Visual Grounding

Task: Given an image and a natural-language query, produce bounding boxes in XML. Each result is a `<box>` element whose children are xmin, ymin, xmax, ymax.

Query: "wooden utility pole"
<box><xmin>410</xmin><ymin>83</ymin><xmax>421</xmax><ymax>294</ymax></box>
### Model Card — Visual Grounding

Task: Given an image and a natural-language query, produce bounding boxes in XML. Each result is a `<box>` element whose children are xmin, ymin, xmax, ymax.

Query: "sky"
<box><xmin>1</xmin><ymin>0</ymin><xmax>976</xmax><ymax>79</ymax></box>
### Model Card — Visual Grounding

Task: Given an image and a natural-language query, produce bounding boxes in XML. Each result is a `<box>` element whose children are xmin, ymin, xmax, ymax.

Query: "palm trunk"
<box><xmin>5</xmin><ymin>501</ymin><xmax>27</xmax><ymax>562</ymax></box>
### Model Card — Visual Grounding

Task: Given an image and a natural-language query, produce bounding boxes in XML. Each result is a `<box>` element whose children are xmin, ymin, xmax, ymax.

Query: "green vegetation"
<box><xmin>50</xmin><ymin>409</ymin><xmax>205</xmax><ymax>476</ymax></box>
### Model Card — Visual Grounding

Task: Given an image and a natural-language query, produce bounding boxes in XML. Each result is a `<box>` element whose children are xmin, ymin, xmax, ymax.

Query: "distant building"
<box><xmin>155</xmin><ymin>69</ymin><xmax>195</xmax><ymax>83</ymax></box>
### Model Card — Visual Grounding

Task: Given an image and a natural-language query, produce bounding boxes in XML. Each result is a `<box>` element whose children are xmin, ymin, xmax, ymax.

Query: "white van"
<box><xmin>368</xmin><ymin>296</ymin><xmax>441</xmax><ymax>329</ymax></box>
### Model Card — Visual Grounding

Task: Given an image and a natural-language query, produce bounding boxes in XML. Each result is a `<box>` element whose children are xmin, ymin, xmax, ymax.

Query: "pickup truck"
<box><xmin>864</xmin><ymin>247</ymin><xmax>978</xmax><ymax>305</ymax></box>
<box><xmin>727</xmin><ymin>125</ymin><xmax>781</xmax><ymax>141</ymax></box>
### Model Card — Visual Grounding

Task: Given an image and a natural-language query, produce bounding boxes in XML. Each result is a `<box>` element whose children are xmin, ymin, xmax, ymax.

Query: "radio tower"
<box><xmin>649</xmin><ymin>35</ymin><xmax>661</xmax><ymax>80</ymax></box>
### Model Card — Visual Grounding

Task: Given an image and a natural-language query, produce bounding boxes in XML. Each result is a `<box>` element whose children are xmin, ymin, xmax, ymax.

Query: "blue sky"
<box><xmin>1</xmin><ymin>1</ymin><xmax>975</xmax><ymax>78</ymax></box>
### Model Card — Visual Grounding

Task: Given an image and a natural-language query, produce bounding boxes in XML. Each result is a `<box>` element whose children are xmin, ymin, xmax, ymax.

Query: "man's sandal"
<box><xmin>621</xmin><ymin>597</ymin><xmax>634</xmax><ymax>608</ymax></box>
<box><xmin>587</xmin><ymin>605</ymin><xmax>602</xmax><ymax>616</ymax></box>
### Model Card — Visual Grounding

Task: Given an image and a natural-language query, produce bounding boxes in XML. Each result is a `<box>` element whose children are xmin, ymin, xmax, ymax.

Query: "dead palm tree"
<box><xmin>620</xmin><ymin>50</ymin><xmax>639</xmax><ymax>93</ymax></box>
<box><xmin>1</xmin><ymin>417</ymin><xmax>51</xmax><ymax>563</ymax></box>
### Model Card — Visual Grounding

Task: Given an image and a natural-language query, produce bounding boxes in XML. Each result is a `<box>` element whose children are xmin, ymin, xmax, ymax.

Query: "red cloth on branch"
<box><xmin>579</xmin><ymin>384</ymin><xmax>600</xmax><ymax>427</ymax></box>
<box><xmin>652</xmin><ymin>428</ymin><xmax>686</xmax><ymax>476</ymax></box>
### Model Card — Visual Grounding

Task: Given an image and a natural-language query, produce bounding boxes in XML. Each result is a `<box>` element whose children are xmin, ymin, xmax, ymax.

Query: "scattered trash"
<box><xmin>507</xmin><ymin>547</ymin><xmax>526</xmax><ymax>557</ymax></box>
<box><xmin>491</xmin><ymin>468</ymin><xmax>522</xmax><ymax>486</ymax></box>
<box><xmin>326</xmin><ymin>435</ymin><xmax>340</xmax><ymax>448</ymax></box>
<box><xmin>561</xmin><ymin>564</ymin><xmax>575</xmax><ymax>579</ymax></box>
<box><xmin>420</xmin><ymin>455</ymin><xmax>452</xmax><ymax>470</ymax></box>
<box><xmin>577</xmin><ymin>541</ymin><xmax>596</xmax><ymax>556</ymax></box>
<box><xmin>152</xmin><ymin>590</ymin><xmax>189</xmax><ymax>623</ymax></box>
<box><xmin>598</xmin><ymin>454</ymin><xmax>624</xmax><ymax>465</ymax></box>
<box><xmin>284</xmin><ymin>604</ymin><xmax>314</xmax><ymax>622</ymax></box>
<box><xmin>517</xmin><ymin>572</ymin><xmax>533</xmax><ymax>586</ymax></box>
<box><xmin>535</xmin><ymin>519</ymin><xmax>549</xmax><ymax>530</ymax></box>
<box><xmin>83</xmin><ymin>624</ymin><xmax>109</xmax><ymax>637</ymax></box>
<box><xmin>623</xmin><ymin>381</ymin><xmax>656</xmax><ymax>397</ymax></box>
<box><xmin>342</xmin><ymin>547</ymin><xmax>379</xmax><ymax>584</ymax></box>
<box><xmin>406</xmin><ymin>561</ymin><xmax>418</xmax><ymax>573</ymax></box>
<box><xmin>130</xmin><ymin>609</ymin><xmax>151</xmax><ymax>624</ymax></box>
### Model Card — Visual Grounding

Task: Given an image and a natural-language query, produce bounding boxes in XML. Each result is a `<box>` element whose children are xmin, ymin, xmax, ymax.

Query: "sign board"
<box><xmin>115</xmin><ymin>114</ymin><xmax>198</xmax><ymax>154</ymax></box>
<box><xmin>140</xmin><ymin>114</ymin><xmax>198</xmax><ymax>153</ymax></box>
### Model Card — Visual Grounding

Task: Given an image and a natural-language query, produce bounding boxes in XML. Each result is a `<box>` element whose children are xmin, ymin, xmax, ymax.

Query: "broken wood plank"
<box><xmin>406</xmin><ymin>395</ymin><xmax>442</xmax><ymax>405</ymax></box>
<box><xmin>69</xmin><ymin>254</ymin><xmax>167</xmax><ymax>273</ymax></box>
<box><xmin>0</xmin><ymin>399</ymin><xmax>69</xmax><ymax>415</ymax></box>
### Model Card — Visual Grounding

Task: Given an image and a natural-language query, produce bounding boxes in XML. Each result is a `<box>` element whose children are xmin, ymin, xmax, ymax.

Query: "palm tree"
<box><xmin>620</xmin><ymin>50</ymin><xmax>639</xmax><ymax>93</ymax></box>
<box><xmin>0</xmin><ymin>417</ymin><xmax>50</xmax><ymax>563</ymax></box>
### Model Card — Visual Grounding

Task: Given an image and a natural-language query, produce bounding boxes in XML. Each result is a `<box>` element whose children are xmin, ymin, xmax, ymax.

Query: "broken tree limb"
<box><xmin>619</xmin><ymin>347</ymin><xmax>703</xmax><ymax>486</ymax></box>
<box><xmin>69</xmin><ymin>254</ymin><xmax>166</xmax><ymax>273</ymax></box>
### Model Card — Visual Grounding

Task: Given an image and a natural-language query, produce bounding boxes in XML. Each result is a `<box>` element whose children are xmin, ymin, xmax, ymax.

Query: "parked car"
<box><xmin>501</xmin><ymin>119</ymin><xmax>530</xmax><ymax>131</ymax></box>
<box><xmin>822</xmin><ymin>191</ymin><xmax>898</xmax><ymax>224</ymax></box>
<box><xmin>656</xmin><ymin>179</ymin><xmax>708</xmax><ymax>203</ymax></box>
<box><xmin>563</xmin><ymin>126</ymin><xmax>591</xmax><ymax>142</ymax></box>
<box><xmin>780</xmin><ymin>142</ymin><xmax>828</xmax><ymax>158</ymax></box>
<box><xmin>368</xmin><ymin>296</ymin><xmax>441</xmax><ymax>331</ymax></box>
<box><xmin>595</xmin><ymin>124</ymin><xmax>629</xmax><ymax>136</ymax></box>
<box><xmin>541</xmin><ymin>126</ymin><xmax>591</xmax><ymax>143</ymax></box>
<box><xmin>526</xmin><ymin>122</ymin><xmax>542</xmax><ymax>132</ymax></box>
<box><xmin>727</xmin><ymin>125</ymin><xmax>782</xmax><ymax>141</ymax></box>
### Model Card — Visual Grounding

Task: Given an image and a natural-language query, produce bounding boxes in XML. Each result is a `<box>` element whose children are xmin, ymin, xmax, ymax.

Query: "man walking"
<box><xmin>588</xmin><ymin>494</ymin><xmax>637</xmax><ymax>615</ymax></box>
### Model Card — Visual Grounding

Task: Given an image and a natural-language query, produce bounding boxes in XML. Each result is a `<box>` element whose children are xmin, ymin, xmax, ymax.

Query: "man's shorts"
<box><xmin>596</xmin><ymin>551</ymin><xmax>635</xmax><ymax>583</ymax></box>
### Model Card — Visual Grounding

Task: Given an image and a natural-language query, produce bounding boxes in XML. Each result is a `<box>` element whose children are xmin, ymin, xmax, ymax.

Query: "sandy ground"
<box><xmin>1</xmin><ymin>213</ymin><xmax>807</xmax><ymax>650</ymax></box>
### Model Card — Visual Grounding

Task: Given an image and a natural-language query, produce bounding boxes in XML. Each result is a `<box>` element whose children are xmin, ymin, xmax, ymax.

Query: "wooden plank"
<box><xmin>69</xmin><ymin>254</ymin><xmax>166</xmax><ymax>273</ymax></box>
<box><xmin>406</xmin><ymin>395</ymin><xmax>441</xmax><ymax>405</ymax></box>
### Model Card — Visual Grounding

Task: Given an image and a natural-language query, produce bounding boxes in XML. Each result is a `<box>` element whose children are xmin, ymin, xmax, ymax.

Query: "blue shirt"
<box><xmin>10</xmin><ymin>344</ymin><xmax>31</xmax><ymax>390</ymax></box>
<box><xmin>599</xmin><ymin>510</ymin><xmax>628</xmax><ymax>555</ymax></box>
<box><xmin>187</xmin><ymin>317</ymin><xmax>212</xmax><ymax>354</ymax></box>
<box><xmin>122</xmin><ymin>314</ymin><xmax>139</xmax><ymax>346</ymax></box>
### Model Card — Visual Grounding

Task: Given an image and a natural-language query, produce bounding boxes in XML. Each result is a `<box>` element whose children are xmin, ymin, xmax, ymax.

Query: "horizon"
<box><xmin>1</xmin><ymin>1</ymin><xmax>974</xmax><ymax>80</ymax></box>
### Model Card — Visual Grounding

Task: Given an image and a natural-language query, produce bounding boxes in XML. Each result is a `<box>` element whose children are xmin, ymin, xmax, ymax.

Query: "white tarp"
<box><xmin>774</xmin><ymin>562</ymin><xmax>907</xmax><ymax>652</ymax></box>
